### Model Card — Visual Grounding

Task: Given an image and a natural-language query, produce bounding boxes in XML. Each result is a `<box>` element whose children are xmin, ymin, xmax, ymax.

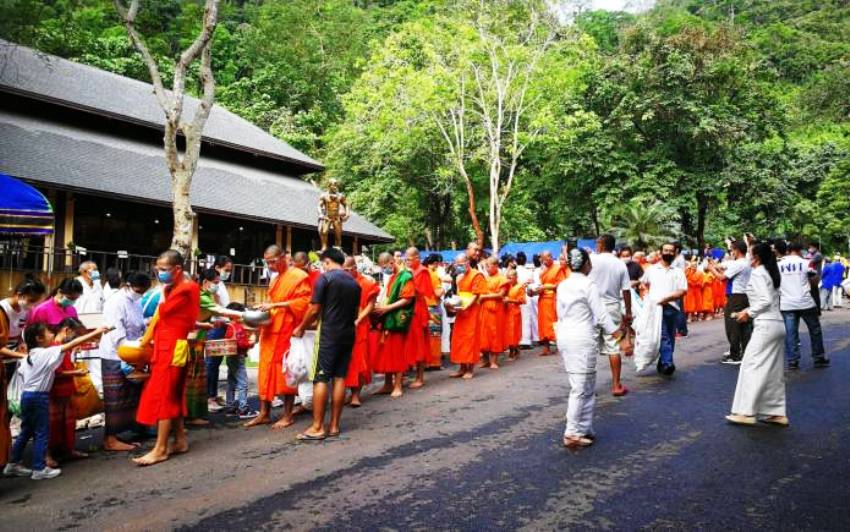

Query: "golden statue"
<box><xmin>318</xmin><ymin>178</ymin><xmax>350</xmax><ymax>250</ymax></box>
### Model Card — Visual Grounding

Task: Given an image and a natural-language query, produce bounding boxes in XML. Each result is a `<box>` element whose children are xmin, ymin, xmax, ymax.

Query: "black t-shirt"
<box><xmin>311</xmin><ymin>269</ymin><xmax>361</xmax><ymax>352</ymax></box>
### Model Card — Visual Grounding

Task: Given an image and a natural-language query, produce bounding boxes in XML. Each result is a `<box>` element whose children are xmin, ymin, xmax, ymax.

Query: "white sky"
<box><xmin>590</xmin><ymin>0</ymin><xmax>655</xmax><ymax>13</ymax></box>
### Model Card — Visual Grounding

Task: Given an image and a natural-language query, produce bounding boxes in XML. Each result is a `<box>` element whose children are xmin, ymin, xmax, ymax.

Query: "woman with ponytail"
<box><xmin>727</xmin><ymin>242</ymin><xmax>788</xmax><ymax>427</ymax></box>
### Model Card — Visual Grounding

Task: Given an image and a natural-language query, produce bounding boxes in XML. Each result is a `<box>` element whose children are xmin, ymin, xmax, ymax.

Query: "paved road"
<box><xmin>1</xmin><ymin>310</ymin><xmax>848</xmax><ymax>530</ymax></box>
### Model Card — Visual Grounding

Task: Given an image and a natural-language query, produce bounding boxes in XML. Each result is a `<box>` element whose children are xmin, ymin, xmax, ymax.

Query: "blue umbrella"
<box><xmin>0</xmin><ymin>173</ymin><xmax>54</xmax><ymax>236</ymax></box>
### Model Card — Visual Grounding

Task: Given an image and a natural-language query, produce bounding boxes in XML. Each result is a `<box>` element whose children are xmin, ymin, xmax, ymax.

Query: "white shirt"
<box><xmin>217</xmin><ymin>281</ymin><xmax>231</xmax><ymax>308</ymax></box>
<box><xmin>641</xmin><ymin>264</ymin><xmax>687</xmax><ymax>310</ymax></box>
<box><xmin>21</xmin><ymin>346</ymin><xmax>66</xmax><ymax>392</ymax></box>
<box><xmin>555</xmin><ymin>273</ymin><xmax>618</xmax><ymax>373</ymax></box>
<box><xmin>98</xmin><ymin>289</ymin><xmax>147</xmax><ymax>361</ymax></box>
<box><xmin>0</xmin><ymin>299</ymin><xmax>29</xmax><ymax>346</ymax></box>
<box><xmin>722</xmin><ymin>258</ymin><xmax>751</xmax><ymax>295</ymax></box>
<box><xmin>745</xmin><ymin>266</ymin><xmax>782</xmax><ymax>322</ymax></box>
<box><xmin>589</xmin><ymin>252</ymin><xmax>630</xmax><ymax>306</ymax></box>
<box><xmin>778</xmin><ymin>255</ymin><xmax>816</xmax><ymax>311</ymax></box>
<box><xmin>102</xmin><ymin>283</ymin><xmax>120</xmax><ymax>304</ymax></box>
<box><xmin>74</xmin><ymin>276</ymin><xmax>104</xmax><ymax>313</ymax></box>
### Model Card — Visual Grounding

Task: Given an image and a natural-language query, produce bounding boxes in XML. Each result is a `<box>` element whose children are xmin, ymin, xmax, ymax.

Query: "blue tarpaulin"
<box><xmin>423</xmin><ymin>239</ymin><xmax>598</xmax><ymax>262</ymax></box>
<box><xmin>0</xmin><ymin>173</ymin><xmax>54</xmax><ymax>236</ymax></box>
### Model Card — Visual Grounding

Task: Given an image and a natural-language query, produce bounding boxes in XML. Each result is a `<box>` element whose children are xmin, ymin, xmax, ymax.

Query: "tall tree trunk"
<box><xmin>171</xmin><ymin>169</ymin><xmax>193</xmax><ymax>258</ymax></box>
<box><xmin>465</xmin><ymin>177</ymin><xmax>485</xmax><ymax>248</ymax></box>
<box><xmin>696</xmin><ymin>192</ymin><xmax>708</xmax><ymax>250</ymax></box>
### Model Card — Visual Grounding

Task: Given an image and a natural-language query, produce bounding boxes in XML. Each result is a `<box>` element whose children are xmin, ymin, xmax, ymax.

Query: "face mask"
<box><xmin>129</xmin><ymin>290</ymin><xmax>143</xmax><ymax>302</ymax></box>
<box><xmin>220</xmin><ymin>272</ymin><xmax>230</xmax><ymax>282</ymax></box>
<box><xmin>17</xmin><ymin>299</ymin><xmax>32</xmax><ymax>312</ymax></box>
<box><xmin>59</xmin><ymin>297</ymin><xmax>75</xmax><ymax>308</ymax></box>
<box><xmin>90</xmin><ymin>271</ymin><xmax>101</xmax><ymax>281</ymax></box>
<box><xmin>209</xmin><ymin>283</ymin><xmax>221</xmax><ymax>293</ymax></box>
<box><xmin>661</xmin><ymin>254</ymin><xmax>675</xmax><ymax>264</ymax></box>
<box><xmin>455</xmin><ymin>265</ymin><xmax>467</xmax><ymax>275</ymax></box>
<box><xmin>383</xmin><ymin>267</ymin><xmax>394</xmax><ymax>276</ymax></box>
<box><xmin>158</xmin><ymin>270</ymin><xmax>174</xmax><ymax>285</ymax></box>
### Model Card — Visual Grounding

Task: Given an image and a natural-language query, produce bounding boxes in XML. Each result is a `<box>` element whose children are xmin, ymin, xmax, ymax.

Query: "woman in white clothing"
<box><xmin>727</xmin><ymin>242</ymin><xmax>788</xmax><ymax>427</ymax></box>
<box><xmin>556</xmin><ymin>249</ymin><xmax>625</xmax><ymax>449</ymax></box>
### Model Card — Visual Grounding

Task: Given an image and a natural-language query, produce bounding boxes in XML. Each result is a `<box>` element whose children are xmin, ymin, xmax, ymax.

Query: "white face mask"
<box><xmin>17</xmin><ymin>298</ymin><xmax>32</xmax><ymax>312</ymax></box>
<box><xmin>128</xmin><ymin>289</ymin><xmax>144</xmax><ymax>302</ymax></box>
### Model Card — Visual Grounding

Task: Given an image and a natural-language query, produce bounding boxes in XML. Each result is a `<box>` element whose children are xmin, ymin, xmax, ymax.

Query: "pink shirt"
<box><xmin>28</xmin><ymin>298</ymin><xmax>78</xmax><ymax>327</ymax></box>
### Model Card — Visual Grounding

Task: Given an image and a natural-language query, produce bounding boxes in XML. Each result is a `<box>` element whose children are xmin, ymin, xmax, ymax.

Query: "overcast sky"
<box><xmin>590</xmin><ymin>0</ymin><xmax>655</xmax><ymax>13</ymax></box>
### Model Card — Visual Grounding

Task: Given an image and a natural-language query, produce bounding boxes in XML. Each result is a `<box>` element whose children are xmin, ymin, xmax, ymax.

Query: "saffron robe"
<box><xmin>479</xmin><ymin>274</ymin><xmax>509</xmax><ymax>353</ymax></box>
<box><xmin>701</xmin><ymin>272</ymin><xmax>715</xmax><ymax>313</ymax></box>
<box><xmin>347</xmin><ymin>273</ymin><xmax>380</xmax><ymax>388</ymax></box>
<box><xmin>136</xmin><ymin>276</ymin><xmax>200</xmax><ymax>425</ymax></box>
<box><xmin>713</xmin><ymin>278</ymin><xmax>728</xmax><ymax>311</ymax></box>
<box><xmin>374</xmin><ymin>273</ymin><xmax>415</xmax><ymax>374</ymax></box>
<box><xmin>537</xmin><ymin>265</ymin><xmax>567</xmax><ymax>342</ymax></box>
<box><xmin>503</xmin><ymin>283</ymin><xmax>526</xmax><ymax>348</ymax></box>
<box><xmin>427</xmin><ymin>269</ymin><xmax>444</xmax><ymax>368</ymax></box>
<box><xmin>684</xmin><ymin>267</ymin><xmax>703</xmax><ymax>314</ymax></box>
<box><xmin>257</xmin><ymin>268</ymin><xmax>311</xmax><ymax>401</ymax></box>
<box><xmin>405</xmin><ymin>265</ymin><xmax>435</xmax><ymax>367</ymax></box>
<box><xmin>450</xmin><ymin>269</ymin><xmax>487</xmax><ymax>365</ymax></box>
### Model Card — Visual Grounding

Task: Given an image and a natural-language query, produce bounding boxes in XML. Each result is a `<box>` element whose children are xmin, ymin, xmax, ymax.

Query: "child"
<box><xmin>47</xmin><ymin>318</ymin><xmax>91</xmax><ymax>468</ymax></box>
<box><xmin>4</xmin><ymin>322</ymin><xmax>107</xmax><ymax>480</ymax></box>
<box><xmin>224</xmin><ymin>303</ymin><xmax>257</xmax><ymax>419</ymax></box>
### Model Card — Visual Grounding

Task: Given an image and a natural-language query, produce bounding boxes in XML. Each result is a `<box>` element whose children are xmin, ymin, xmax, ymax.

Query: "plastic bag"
<box><xmin>633</xmin><ymin>297</ymin><xmax>662</xmax><ymax>372</ymax></box>
<box><xmin>284</xmin><ymin>336</ymin><xmax>310</xmax><ymax>388</ymax></box>
<box><xmin>6</xmin><ymin>364</ymin><xmax>23</xmax><ymax>418</ymax></box>
<box><xmin>247</xmin><ymin>343</ymin><xmax>260</xmax><ymax>364</ymax></box>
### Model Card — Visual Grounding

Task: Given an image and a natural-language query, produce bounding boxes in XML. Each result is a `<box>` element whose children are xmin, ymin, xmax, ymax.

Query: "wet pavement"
<box><xmin>1</xmin><ymin>310</ymin><xmax>848</xmax><ymax>530</ymax></box>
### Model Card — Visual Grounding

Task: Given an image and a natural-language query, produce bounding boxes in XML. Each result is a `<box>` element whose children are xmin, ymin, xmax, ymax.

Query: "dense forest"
<box><xmin>1</xmin><ymin>0</ymin><xmax>848</xmax><ymax>253</ymax></box>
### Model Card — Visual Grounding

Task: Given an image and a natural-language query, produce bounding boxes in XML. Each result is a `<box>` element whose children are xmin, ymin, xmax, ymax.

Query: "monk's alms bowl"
<box><xmin>117</xmin><ymin>340</ymin><xmax>153</xmax><ymax>366</ymax></box>
<box><xmin>242</xmin><ymin>309</ymin><xmax>271</xmax><ymax>327</ymax></box>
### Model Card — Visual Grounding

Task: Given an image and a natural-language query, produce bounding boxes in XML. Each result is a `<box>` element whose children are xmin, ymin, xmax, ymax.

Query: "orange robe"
<box><xmin>701</xmin><ymin>272</ymin><xmax>715</xmax><ymax>313</ymax></box>
<box><xmin>375</xmin><ymin>273</ymin><xmax>415</xmax><ymax>374</ymax></box>
<box><xmin>257</xmin><ymin>268</ymin><xmax>311</xmax><ymax>401</ymax></box>
<box><xmin>503</xmin><ymin>284</ymin><xmax>526</xmax><ymax>348</ymax></box>
<box><xmin>479</xmin><ymin>274</ymin><xmax>509</xmax><ymax>353</ymax></box>
<box><xmin>450</xmin><ymin>269</ymin><xmax>487</xmax><ymax>364</ymax></box>
<box><xmin>137</xmin><ymin>275</ymin><xmax>200</xmax><ymax>425</ymax></box>
<box><xmin>347</xmin><ymin>273</ymin><xmax>380</xmax><ymax>388</ymax></box>
<box><xmin>537</xmin><ymin>265</ymin><xmax>567</xmax><ymax>342</ymax></box>
<box><xmin>405</xmin><ymin>265</ymin><xmax>435</xmax><ymax>367</ymax></box>
<box><xmin>427</xmin><ymin>269</ymin><xmax>444</xmax><ymax>368</ymax></box>
<box><xmin>684</xmin><ymin>267</ymin><xmax>702</xmax><ymax>314</ymax></box>
<box><xmin>713</xmin><ymin>278</ymin><xmax>727</xmax><ymax>311</ymax></box>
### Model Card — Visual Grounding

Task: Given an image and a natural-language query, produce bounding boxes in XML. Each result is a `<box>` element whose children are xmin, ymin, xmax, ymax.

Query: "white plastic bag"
<box><xmin>247</xmin><ymin>343</ymin><xmax>260</xmax><ymax>364</ymax></box>
<box><xmin>284</xmin><ymin>336</ymin><xmax>310</xmax><ymax>388</ymax></box>
<box><xmin>6</xmin><ymin>364</ymin><xmax>23</xmax><ymax>417</ymax></box>
<box><xmin>633</xmin><ymin>297</ymin><xmax>662</xmax><ymax>372</ymax></box>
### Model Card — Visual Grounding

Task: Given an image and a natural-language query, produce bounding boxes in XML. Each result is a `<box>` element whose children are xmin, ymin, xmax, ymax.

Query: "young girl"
<box><xmin>4</xmin><ymin>323</ymin><xmax>107</xmax><ymax>480</ymax></box>
<box><xmin>224</xmin><ymin>303</ymin><xmax>257</xmax><ymax>419</ymax></box>
<box><xmin>47</xmin><ymin>318</ymin><xmax>91</xmax><ymax>467</ymax></box>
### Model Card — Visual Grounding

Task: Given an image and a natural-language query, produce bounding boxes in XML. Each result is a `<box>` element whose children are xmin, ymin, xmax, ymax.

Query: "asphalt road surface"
<box><xmin>1</xmin><ymin>310</ymin><xmax>849</xmax><ymax>530</ymax></box>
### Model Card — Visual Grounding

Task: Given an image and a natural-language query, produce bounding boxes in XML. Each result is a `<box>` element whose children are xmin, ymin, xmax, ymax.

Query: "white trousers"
<box><xmin>441</xmin><ymin>310</ymin><xmax>453</xmax><ymax>354</ymax></box>
<box><xmin>731</xmin><ymin>319</ymin><xmax>786</xmax><ymax>417</ymax></box>
<box><xmin>565</xmin><ymin>371</ymin><xmax>597</xmax><ymax>438</ymax></box>
<box><xmin>520</xmin><ymin>296</ymin><xmax>539</xmax><ymax>346</ymax></box>
<box><xmin>833</xmin><ymin>285</ymin><xmax>844</xmax><ymax>307</ymax></box>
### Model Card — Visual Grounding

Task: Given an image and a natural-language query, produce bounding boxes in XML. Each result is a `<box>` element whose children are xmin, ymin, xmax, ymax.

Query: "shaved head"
<box><xmin>343</xmin><ymin>256</ymin><xmax>356</xmax><ymax>269</ymax></box>
<box><xmin>378</xmin><ymin>252</ymin><xmax>394</xmax><ymax>268</ymax></box>
<box><xmin>264</xmin><ymin>244</ymin><xmax>283</xmax><ymax>257</ymax></box>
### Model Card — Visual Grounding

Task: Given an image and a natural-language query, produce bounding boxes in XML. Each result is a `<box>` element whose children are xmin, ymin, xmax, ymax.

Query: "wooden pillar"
<box><xmin>352</xmin><ymin>236</ymin><xmax>359</xmax><ymax>255</ymax></box>
<box><xmin>285</xmin><ymin>226</ymin><xmax>293</xmax><ymax>254</ymax></box>
<box><xmin>63</xmin><ymin>192</ymin><xmax>74</xmax><ymax>269</ymax></box>
<box><xmin>275</xmin><ymin>224</ymin><xmax>283</xmax><ymax>249</ymax></box>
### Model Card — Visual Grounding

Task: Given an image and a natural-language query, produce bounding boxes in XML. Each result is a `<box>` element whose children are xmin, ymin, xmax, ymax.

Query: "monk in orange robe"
<box><xmin>372</xmin><ymin>252</ymin><xmax>415</xmax><ymax>398</ymax></box>
<box><xmin>134</xmin><ymin>250</ymin><xmax>199</xmax><ymax>466</ymax></box>
<box><xmin>684</xmin><ymin>262</ymin><xmax>702</xmax><ymax>322</ymax></box>
<box><xmin>503</xmin><ymin>268</ymin><xmax>526</xmax><ymax>360</ymax></box>
<box><xmin>404</xmin><ymin>247</ymin><xmax>436</xmax><ymax>389</ymax></box>
<box><xmin>425</xmin><ymin>257</ymin><xmax>445</xmax><ymax>369</ymax></box>
<box><xmin>479</xmin><ymin>257</ymin><xmax>510</xmax><ymax>369</ymax></box>
<box><xmin>245</xmin><ymin>245</ymin><xmax>311</xmax><ymax>429</ymax></box>
<box><xmin>343</xmin><ymin>256</ymin><xmax>379</xmax><ymax>407</ymax></box>
<box><xmin>701</xmin><ymin>270</ymin><xmax>715</xmax><ymax>319</ymax></box>
<box><xmin>534</xmin><ymin>250</ymin><xmax>567</xmax><ymax>356</ymax></box>
<box><xmin>448</xmin><ymin>252</ymin><xmax>487</xmax><ymax>379</ymax></box>
<box><xmin>713</xmin><ymin>276</ymin><xmax>727</xmax><ymax>314</ymax></box>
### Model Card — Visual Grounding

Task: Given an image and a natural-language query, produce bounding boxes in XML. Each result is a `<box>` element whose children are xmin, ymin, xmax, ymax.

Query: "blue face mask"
<box><xmin>90</xmin><ymin>271</ymin><xmax>101</xmax><ymax>281</ymax></box>
<box><xmin>158</xmin><ymin>270</ymin><xmax>174</xmax><ymax>285</ymax></box>
<box><xmin>456</xmin><ymin>265</ymin><xmax>467</xmax><ymax>275</ymax></box>
<box><xmin>383</xmin><ymin>267</ymin><xmax>394</xmax><ymax>276</ymax></box>
<box><xmin>59</xmin><ymin>297</ymin><xmax>75</xmax><ymax>308</ymax></box>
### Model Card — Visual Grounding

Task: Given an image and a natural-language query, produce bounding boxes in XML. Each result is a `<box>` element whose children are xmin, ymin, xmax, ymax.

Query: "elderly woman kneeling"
<box><xmin>556</xmin><ymin>248</ymin><xmax>626</xmax><ymax>449</ymax></box>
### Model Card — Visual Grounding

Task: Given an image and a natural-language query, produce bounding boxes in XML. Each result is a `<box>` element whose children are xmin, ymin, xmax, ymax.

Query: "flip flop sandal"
<box><xmin>296</xmin><ymin>432</ymin><xmax>326</xmax><ymax>442</ymax></box>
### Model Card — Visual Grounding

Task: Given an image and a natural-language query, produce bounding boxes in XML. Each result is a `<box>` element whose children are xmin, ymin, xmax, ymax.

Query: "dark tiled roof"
<box><xmin>0</xmin><ymin>109</ymin><xmax>392</xmax><ymax>242</ymax></box>
<box><xmin>0</xmin><ymin>40</ymin><xmax>323</xmax><ymax>172</ymax></box>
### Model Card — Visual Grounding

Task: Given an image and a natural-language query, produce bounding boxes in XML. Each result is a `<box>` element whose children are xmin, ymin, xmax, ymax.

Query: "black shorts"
<box><xmin>314</xmin><ymin>340</ymin><xmax>354</xmax><ymax>383</ymax></box>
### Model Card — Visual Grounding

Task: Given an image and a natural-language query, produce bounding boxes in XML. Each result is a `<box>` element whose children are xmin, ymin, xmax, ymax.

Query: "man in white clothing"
<box><xmin>641</xmin><ymin>243</ymin><xmax>687</xmax><ymax>375</ymax></box>
<box><xmin>74</xmin><ymin>261</ymin><xmax>104</xmax><ymax>314</ymax></box>
<box><xmin>589</xmin><ymin>235</ymin><xmax>632</xmax><ymax>396</ymax></box>
<box><xmin>707</xmin><ymin>240</ymin><xmax>752</xmax><ymax>365</ymax></box>
<box><xmin>515</xmin><ymin>252</ymin><xmax>538</xmax><ymax>348</ymax></box>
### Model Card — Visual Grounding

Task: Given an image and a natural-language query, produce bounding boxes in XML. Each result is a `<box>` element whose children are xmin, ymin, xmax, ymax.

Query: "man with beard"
<box><xmin>641</xmin><ymin>243</ymin><xmax>688</xmax><ymax>375</ymax></box>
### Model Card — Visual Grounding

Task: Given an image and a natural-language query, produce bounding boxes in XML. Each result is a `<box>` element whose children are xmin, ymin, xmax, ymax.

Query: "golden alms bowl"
<box><xmin>117</xmin><ymin>340</ymin><xmax>153</xmax><ymax>366</ymax></box>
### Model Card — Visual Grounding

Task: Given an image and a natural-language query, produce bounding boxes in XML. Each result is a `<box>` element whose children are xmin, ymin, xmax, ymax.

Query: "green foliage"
<box><xmin>1</xmin><ymin>0</ymin><xmax>849</xmax><ymax>253</ymax></box>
